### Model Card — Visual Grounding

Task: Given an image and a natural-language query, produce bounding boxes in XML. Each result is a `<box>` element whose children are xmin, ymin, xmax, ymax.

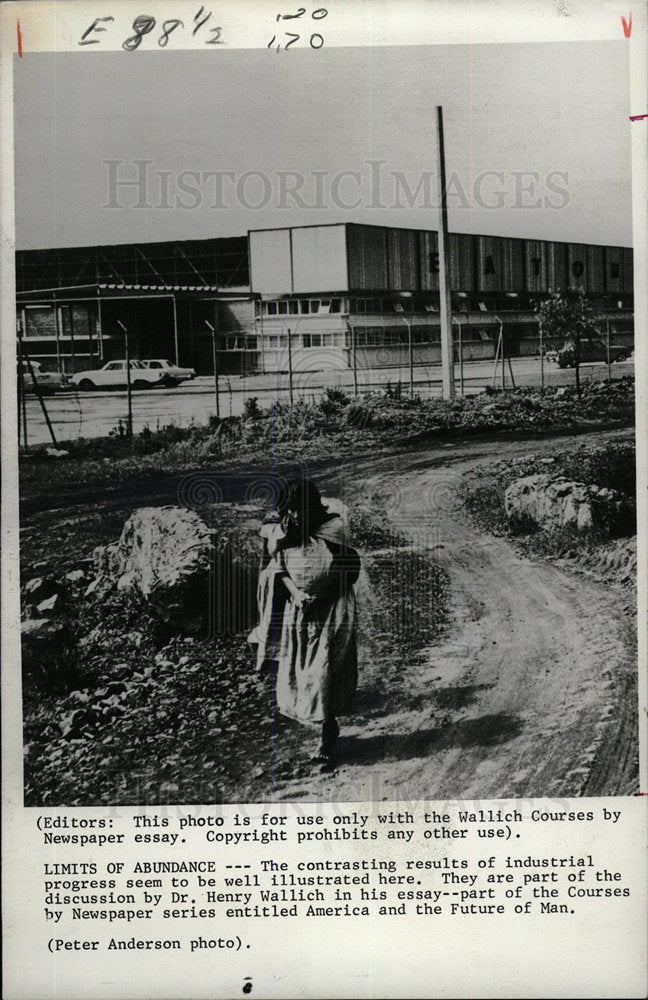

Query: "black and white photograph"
<box><xmin>10</xmin><ymin>9</ymin><xmax>642</xmax><ymax>811</ymax></box>
<box><xmin>2</xmin><ymin>4</ymin><xmax>647</xmax><ymax>999</ymax></box>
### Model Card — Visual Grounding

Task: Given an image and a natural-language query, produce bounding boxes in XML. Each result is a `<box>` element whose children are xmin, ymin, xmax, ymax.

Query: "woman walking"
<box><xmin>249</xmin><ymin>478</ymin><xmax>360</xmax><ymax>766</ymax></box>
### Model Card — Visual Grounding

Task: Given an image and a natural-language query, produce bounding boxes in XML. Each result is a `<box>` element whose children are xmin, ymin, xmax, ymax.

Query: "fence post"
<box><xmin>287</xmin><ymin>325</ymin><xmax>294</xmax><ymax>405</ymax></box>
<box><xmin>18</xmin><ymin>328</ymin><xmax>58</xmax><ymax>447</ymax></box>
<box><xmin>606</xmin><ymin>317</ymin><xmax>611</xmax><ymax>382</ymax></box>
<box><xmin>460</xmin><ymin>321</ymin><xmax>465</xmax><ymax>396</ymax></box>
<box><xmin>117</xmin><ymin>320</ymin><xmax>133</xmax><ymax>438</ymax></box>
<box><xmin>205</xmin><ymin>320</ymin><xmax>220</xmax><ymax>418</ymax></box>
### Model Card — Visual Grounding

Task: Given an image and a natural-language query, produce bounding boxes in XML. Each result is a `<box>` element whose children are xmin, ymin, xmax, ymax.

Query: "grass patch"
<box><xmin>362</xmin><ymin>549</ymin><xmax>449</xmax><ymax>662</ymax></box>
<box><xmin>20</xmin><ymin>377</ymin><xmax>635</xmax><ymax>503</ymax></box>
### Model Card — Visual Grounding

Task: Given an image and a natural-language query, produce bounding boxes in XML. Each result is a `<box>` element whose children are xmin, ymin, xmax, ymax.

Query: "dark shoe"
<box><xmin>321</xmin><ymin>718</ymin><xmax>340</xmax><ymax>753</ymax></box>
<box><xmin>310</xmin><ymin>718</ymin><xmax>340</xmax><ymax>767</ymax></box>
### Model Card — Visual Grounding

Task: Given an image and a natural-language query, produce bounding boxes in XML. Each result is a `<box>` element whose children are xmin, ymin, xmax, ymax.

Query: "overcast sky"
<box><xmin>13</xmin><ymin>40</ymin><xmax>632</xmax><ymax>249</ymax></box>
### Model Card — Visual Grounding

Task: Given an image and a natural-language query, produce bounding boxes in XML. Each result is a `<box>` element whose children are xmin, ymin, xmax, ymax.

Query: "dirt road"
<box><xmin>20</xmin><ymin>428</ymin><xmax>638</xmax><ymax>804</ymax></box>
<box><xmin>266</xmin><ymin>431</ymin><xmax>637</xmax><ymax>802</ymax></box>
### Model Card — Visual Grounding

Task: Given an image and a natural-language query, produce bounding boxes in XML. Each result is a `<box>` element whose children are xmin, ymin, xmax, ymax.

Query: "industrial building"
<box><xmin>15</xmin><ymin>223</ymin><xmax>634</xmax><ymax>376</ymax></box>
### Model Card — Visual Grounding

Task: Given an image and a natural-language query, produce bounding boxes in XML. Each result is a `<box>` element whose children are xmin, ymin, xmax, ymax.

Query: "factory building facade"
<box><xmin>15</xmin><ymin>223</ymin><xmax>634</xmax><ymax>375</ymax></box>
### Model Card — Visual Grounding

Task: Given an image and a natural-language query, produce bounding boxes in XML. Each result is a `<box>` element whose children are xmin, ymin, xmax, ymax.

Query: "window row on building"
<box><xmin>259</xmin><ymin>291</ymin><xmax>633</xmax><ymax>320</ymax></box>
<box><xmin>260</xmin><ymin>298</ymin><xmax>343</xmax><ymax>316</ymax></box>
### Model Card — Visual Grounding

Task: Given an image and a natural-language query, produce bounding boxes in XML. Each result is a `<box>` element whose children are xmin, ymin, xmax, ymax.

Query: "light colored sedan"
<box><xmin>140</xmin><ymin>359</ymin><xmax>197</xmax><ymax>386</ymax></box>
<box><xmin>70</xmin><ymin>360</ymin><xmax>165</xmax><ymax>391</ymax></box>
<box><xmin>19</xmin><ymin>360</ymin><xmax>68</xmax><ymax>395</ymax></box>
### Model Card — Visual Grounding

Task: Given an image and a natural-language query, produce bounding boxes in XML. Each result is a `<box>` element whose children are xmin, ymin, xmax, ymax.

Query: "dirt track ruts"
<box><xmin>268</xmin><ymin>429</ymin><xmax>638</xmax><ymax>801</ymax></box>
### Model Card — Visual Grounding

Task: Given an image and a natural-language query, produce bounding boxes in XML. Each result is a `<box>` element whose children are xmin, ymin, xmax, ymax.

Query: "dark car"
<box><xmin>557</xmin><ymin>338</ymin><xmax>631</xmax><ymax>368</ymax></box>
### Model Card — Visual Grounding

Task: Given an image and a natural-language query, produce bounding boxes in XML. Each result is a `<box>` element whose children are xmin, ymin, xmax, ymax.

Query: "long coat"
<box><xmin>250</xmin><ymin>513</ymin><xmax>358</xmax><ymax>725</ymax></box>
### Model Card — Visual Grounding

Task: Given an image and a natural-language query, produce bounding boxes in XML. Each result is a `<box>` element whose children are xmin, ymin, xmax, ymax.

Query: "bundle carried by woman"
<box><xmin>248</xmin><ymin>477</ymin><xmax>361</xmax><ymax>763</ymax></box>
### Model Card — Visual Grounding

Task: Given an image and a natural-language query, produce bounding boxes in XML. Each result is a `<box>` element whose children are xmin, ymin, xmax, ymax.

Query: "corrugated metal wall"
<box><xmin>546</xmin><ymin>241</ymin><xmax>568</xmax><ymax>292</ymax></box>
<box><xmin>248</xmin><ymin>226</ymin><xmax>634</xmax><ymax>298</ymax></box>
<box><xmin>566</xmin><ymin>243</ymin><xmax>588</xmax><ymax>288</ymax></box>
<box><xmin>418</xmin><ymin>231</ymin><xmax>440</xmax><ymax>290</ymax></box>
<box><xmin>605</xmin><ymin>246</ymin><xmax>624</xmax><ymax>294</ymax></box>
<box><xmin>501</xmin><ymin>238</ymin><xmax>525</xmax><ymax>292</ymax></box>
<box><xmin>622</xmin><ymin>248</ymin><xmax>634</xmax><ymax>293</ymax></box>
<box><xmin>448</xmin><ymin>234</ymin><xmax>474</xmax><ymax>291</ymax></box>
<box><xmin>474</xmin><ymin>236</ymin><xmax>502</xmax><ymax>292</ymax></box>
<box><xmin>386</xmin><ymin>228</ymin><xmax>420</xmax><ymax>290</ymax></box>
<box><xmin>523</xmin><ymin>240</ymin><xmax>547</xmax><ymax>292</ymax></box>
<box><xmin>586</xmin><ymin>245</ymin><xmax>605</xmax><ymax>295</ymax></box>
<box><xmin>347</xmin><ymin>224</ymin><xmax>389</xmax><ymax>289</ymax></box>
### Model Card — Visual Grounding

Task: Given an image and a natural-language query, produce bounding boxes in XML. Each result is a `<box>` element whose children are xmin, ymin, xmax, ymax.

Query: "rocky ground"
<box><xmin>20</xmin><ymin>418</ymin><xmax>638</xmax><ymax>805</ymax></box>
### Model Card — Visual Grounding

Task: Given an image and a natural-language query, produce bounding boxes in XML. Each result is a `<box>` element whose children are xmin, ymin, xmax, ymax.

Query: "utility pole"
<box><xmin>435</xmin><ymin>106</ymin><xmax>455</xmax><ymax>399</ymax></box>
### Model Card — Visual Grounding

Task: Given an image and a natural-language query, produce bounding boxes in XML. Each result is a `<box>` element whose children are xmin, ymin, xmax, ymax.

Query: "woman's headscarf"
<box><xmin>276</xmin><ymin>478</ymin><xmax>330</xmax><ymax>544</ymax></box>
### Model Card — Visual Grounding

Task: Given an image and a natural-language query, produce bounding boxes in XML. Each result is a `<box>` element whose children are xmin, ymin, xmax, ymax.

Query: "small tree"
<box><xmin>535</xmin><ymin>287</ymin><xmax>602</xmax><ymax>397</ymax></box>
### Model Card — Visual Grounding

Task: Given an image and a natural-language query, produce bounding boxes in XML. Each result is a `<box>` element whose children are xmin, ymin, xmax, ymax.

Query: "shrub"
<box><xmin>322</xmin><ymin>384</ymin><xmax>350</xmax><ymax>407</ymax></box>
<box><xmin>243</xmin><ymin>396</ymin><xmax>263</xmax><ymax>421</ymax></box>
<box><xmin>558</xmin><ymin>442</ymin><xmax>636</xmax><ymax>499</ymax></box>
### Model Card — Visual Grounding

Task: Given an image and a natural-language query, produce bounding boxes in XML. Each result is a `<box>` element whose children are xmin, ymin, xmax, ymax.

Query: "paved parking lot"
<box><xmin>22</xmin><ymin>356</ymin><xmax>634</xmax><ymax>446</ymax></box>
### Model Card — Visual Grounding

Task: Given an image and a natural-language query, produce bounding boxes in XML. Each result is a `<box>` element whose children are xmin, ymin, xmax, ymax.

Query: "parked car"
<box><xmin>18</xmin><ymin>360</ymin><xmax>68</xmax><ymax>395</ymax></box>
<box><xmin>139</xmin><ymin>359</ymin><xmax>196</xmax><ymax>385</ymax></box>
<box><xmin>556</xmin><ymin>338</ymin><xmax>631</xmax><ymax>369</ymax></box>
<box><xmin>69</xmin><ymin>360</ymin><xmax>165</xmax><ymax>391</ymax></box>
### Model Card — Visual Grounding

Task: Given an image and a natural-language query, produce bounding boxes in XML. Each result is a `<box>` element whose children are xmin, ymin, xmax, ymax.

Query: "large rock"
<box><xmin>89</xmin><ymin>505</ymin><xmax>260</xmax><ymax>636</ymax></box>
<box><xmin>91</xmin><ymin>506</ymin><xmax>212</xmax><ymax>597</ymax></box>
<box><xmin>504</xmin><ymin>474</ymin><xmax>632</xmax><ymax>535</ymax></box>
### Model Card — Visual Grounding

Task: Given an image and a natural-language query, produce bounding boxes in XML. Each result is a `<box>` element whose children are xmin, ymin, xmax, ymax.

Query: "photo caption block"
<box><xmin>5</xmin><ymin>797</ymin><xmax>646</xmax><ymax>999</ymax></box>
